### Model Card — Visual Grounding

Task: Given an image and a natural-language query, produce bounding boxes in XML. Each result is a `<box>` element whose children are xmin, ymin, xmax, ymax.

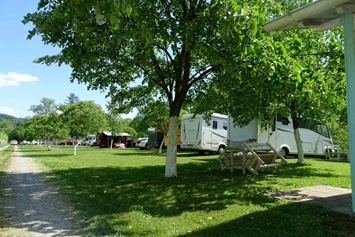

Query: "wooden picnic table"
<box><xmin>218</xmin><ymin>141</ymin><xmax>287</xmax><ymax>175</ymax></box>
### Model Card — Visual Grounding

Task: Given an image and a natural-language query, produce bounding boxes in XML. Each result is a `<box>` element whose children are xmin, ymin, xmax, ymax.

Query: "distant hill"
<box><xmin>0</xmin><ymin>113</ymin><xmax>26</xmax><ymax>124</ymax></box>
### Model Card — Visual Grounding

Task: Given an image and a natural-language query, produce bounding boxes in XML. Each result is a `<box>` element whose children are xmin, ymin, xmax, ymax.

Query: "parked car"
<box><xmin>20</xmin><ymin>140</ymin><xmax>30</xmax><ymax>145</ymax></box>
<box><xmin>87</xmin><ymin>137</ymin><xmax>97</xmax><ymax>146</ymax></box>
<box><xmin>137</xmin><ymin>137</ymin><xmax>149</xmax><ymax>150</ymax></box>
<box><xmin>82</xmin><ymin>135</ymin><xmax>96</xmax><ymax>146</ymax></box>
<box><xmin>58</xmin><ymin>139</ymin><xmax>79</xmax><ymax>145</ymax></box>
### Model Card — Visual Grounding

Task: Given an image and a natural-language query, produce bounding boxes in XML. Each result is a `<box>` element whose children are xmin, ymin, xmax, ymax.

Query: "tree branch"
<box><xmin>137</xmin><ymin>63</ymin><xmax>158</xmax><ymax>84</ymax></box>
<box><xmin>150</xmin><ymin>56</ymin><xmax>173</xmax><ymax>103</ymax></box>
<box><xmin>160</xmin><ymin>0</ymin><xmax>174</xmax><ymax>20</ymax></box>
<box><xmin>181</xmin><ymin>0</ymin><xmax>188</xmax><ymax>16</ymax></box>
<box><xmin>151</xmin><ymin>55</ymin><xmax>166</xmax><ymax>82</ymax></box>
<box><xmin>188</xmin><ymin>65</ymin><xmax>217</xmax><ymax>87</ymax></box>
<box><xmin>154</xmin><ymin>42</ymin><xmax>177</xmax><ymax>70</ymax></box>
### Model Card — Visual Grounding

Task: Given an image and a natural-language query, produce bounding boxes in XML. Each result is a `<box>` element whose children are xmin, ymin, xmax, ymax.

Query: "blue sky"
<box><xmin>0</xmin><ymin>0</ymin><xmax>136</xmax><ymax>119</ymax></box>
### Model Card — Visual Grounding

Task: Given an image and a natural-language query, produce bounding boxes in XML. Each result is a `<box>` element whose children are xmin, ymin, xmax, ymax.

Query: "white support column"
<box><xmin>342</xmin><ymin>13</ymin><xmax>355</xmax><ymax>213</ymax></box>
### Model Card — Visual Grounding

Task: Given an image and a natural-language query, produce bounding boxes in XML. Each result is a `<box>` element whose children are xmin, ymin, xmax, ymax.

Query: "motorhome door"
<box><xmin>268</xmin><ymin>118</ymin><xmax>277</xmax><ymax>147</ymax></box>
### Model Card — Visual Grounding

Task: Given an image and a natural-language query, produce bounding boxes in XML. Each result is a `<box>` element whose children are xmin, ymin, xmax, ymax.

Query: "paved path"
<box><xmin>268</xmin><ymin>185</ymin><xmax>353</xmax><ymax>215</ymax></box>
<box><xmin>0</xmin><ymin>146</ymin><xmax>80</xmax><ymax>236</ymax></box>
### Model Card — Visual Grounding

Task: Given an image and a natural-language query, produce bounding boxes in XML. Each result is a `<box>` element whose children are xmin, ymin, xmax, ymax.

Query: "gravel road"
<box><xmin>0</xmin><ymin>146</ymin><xmax>81</xmax><ymax>236</ymax></box>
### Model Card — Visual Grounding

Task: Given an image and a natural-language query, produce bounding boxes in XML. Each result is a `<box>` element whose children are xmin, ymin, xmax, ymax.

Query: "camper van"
<box><xmin>227</xmin><ymin>114</ymin><xmax>334</xmax><ymax>158</ymax></box>
<box><xmin>180</xmin><ymin>113</ymin><xmax>228</xmax><ymax>154</ymax></box>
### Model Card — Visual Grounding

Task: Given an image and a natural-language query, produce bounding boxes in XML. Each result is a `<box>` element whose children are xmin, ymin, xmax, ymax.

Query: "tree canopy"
<box><xmin>0</xmin><ymin>120</ymin><xmax>13</xmax><ymax>135</ymax></box>
<box><xmin>29</xmin><ymin>97</ymin><xmax>57</xmax><ymax>116</ymax></box>
<box><xmin>25</xmin><ymin>0</ymin><xmax>334</xmax><ymax>175</ymax></box>
<box><xmin>192</xmin><ymin>3</ymin><xmax>346</xmax><ymax>164</ymax></box>
<box><xmin>25</xmin><ymin>113</ymin><xmax>68</xmax><ymax>150</ymax></box>
<box><xmin>60</xmin><ymin>101</ymin><xmax>107</xmax><ymax>139</ymax></box>
<box><xmin>24</xmin><ymin>0</ymin><xmax>279</xmax><ymax>177</ymax></box>
<box><xmin>65</xmin><ymin>93</ymin><xmax>80</xmax><ymax>105</ymax></box>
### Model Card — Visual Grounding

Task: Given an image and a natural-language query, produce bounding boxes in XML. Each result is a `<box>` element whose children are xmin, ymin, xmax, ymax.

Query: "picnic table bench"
<box><xmin>327</xmin><ymin>145</ymin><xmax>349</xmax><ymax>162</ymax></box>
<box><xmin>218</xmin><ymin>140</ymin><xmax>287</xmax><ymax>175</ymax></box>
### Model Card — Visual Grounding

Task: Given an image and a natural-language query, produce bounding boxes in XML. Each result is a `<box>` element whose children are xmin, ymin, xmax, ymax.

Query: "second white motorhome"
<box><xmin>228</xmin><ymin>114</ymin><xmax>335</xmax><ymax>158</ymax></box>
<box><xmin>180</xmin><ymin>113</ymin><xmax>228</xmax><ymax>154</ymax></box>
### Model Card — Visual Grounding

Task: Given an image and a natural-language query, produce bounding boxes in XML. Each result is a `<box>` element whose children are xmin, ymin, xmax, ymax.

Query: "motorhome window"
<box><xmin>212</xmin><ymin>121</ymin><xmax>218</xmax><ymax>129</ymax></box>
<box><xmin>277</xmin><ymin>114</ymin><xmax>289</xmax><ymax>125</ymax></box>
<box><xmin>311</xmin><ymin>123</ymin><xmax>317</xmax><ymax>133</ymax></box>
<box><xmin>299</xmin><ymin>120</ymin><xmax>313</xmax><ymax>130</ymax></box>
<box><xmin>317</xmin><ymin>124</ymin><xmax>330</xmax><ymax>138</ymax></box>
<box><xmin>223</xmin><ymin>122</ymin><xmax>227</xmax><ymax>130</ymax></box>
<box><xmin>282</xmin><ymin>117</ymin><xmax>290</xmax><ymax>125</ymax></box>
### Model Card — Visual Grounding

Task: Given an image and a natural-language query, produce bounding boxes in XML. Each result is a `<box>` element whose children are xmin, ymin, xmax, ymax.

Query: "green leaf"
<box><xmin>96</xmin><ymin>13</ymin><xmax>105</xmax><ymax>25</ymax></box>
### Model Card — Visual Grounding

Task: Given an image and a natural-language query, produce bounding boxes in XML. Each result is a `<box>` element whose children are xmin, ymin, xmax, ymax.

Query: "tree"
<box><xmin>24</xmin><ymin>0</ymin><xmax>272</xmax><ymax>177</ymax></box>
<box><xmin>0</xmin><ymin>120</ymin><xmax>13</xmax><ymax>135</ymax></box>
<box><xmin>60</xmin><ymin>101</ymin><xmax>107</xmax><ymax>155</ymax></box>
<box><xmin>0</xmin><ymin>132</ymin><xmax>8</xmax><ymax>144</ymax></box>
<box><xmin>9</xmin><ymin>122</ymin><xmax>27</xmax><ymax>142</ymax></box>
<box><xmin>65</xmin><ymin>93</ymin><xmax>80</xmax><ymax>105</ymax></box>
<box><xmin>193</xmin><ymin>11</ymin><xmax>345</xmax><ymax>164</ymax></box>
<box><xmin>25</xmin><ymin>113</ymin><xmax>68</xmax><ymax>150</ymax></box>
<box><xmin>29</xmin><ymin>97</ymin><xmax>57</xmax><ymax>116</ymax></box>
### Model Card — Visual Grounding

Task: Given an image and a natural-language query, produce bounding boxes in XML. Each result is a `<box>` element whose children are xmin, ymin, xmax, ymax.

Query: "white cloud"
<box><xmin>0</xmin><ymin>72</ymin><xmax>39</xmax><ymax>87</ymax></box>
<box><xmin>0</xmin><ymin>107</ymin><xmax>17</xmax><ymax>116</ymax></box>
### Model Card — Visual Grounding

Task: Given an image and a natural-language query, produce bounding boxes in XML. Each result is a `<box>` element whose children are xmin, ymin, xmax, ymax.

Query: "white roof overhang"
<box><xmin>264</xmin><ymin>0</ymin><xmax>355</xmax><ymax>32</ymax></box>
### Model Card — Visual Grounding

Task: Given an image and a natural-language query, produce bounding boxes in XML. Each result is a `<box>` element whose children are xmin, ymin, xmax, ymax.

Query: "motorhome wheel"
<box><xmin>280</xmin><ymin>148</ymin><xmax>288</xmax><ymax>158</ymax></box>
<box><xmin>217</xmin><ymin>146</ymin><xmax>226</xmax><ymax>154</ymax></box>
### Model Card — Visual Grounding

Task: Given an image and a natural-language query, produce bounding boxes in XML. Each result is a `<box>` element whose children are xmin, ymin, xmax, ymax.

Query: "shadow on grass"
<box><xmin>111</xmin><ymin>151</ymin><xmax>166</xmax><ymax>157</ymax></box>
<box><xmin>44</xmin><ymin>165</ymin><xmax>272</xmax><ymax>235</ymax></box>
<box><xmin>313</xmin><ymin>159</ymin><xmax>349</xmax><ymax>163</ymax></box>
<box><xmin>280</xmin><ymin>163</ymin><xmax>341</xmax><ymax>178</ymax></box>
<box><xmin>37</xmin><ymin>159</ymin><xmax>347</xmax><ymax>235</ymax></box>
<box><xmin>110</xmin><ymin>150</ymin><xmax>210</xmax><ymax>158</ymax></box>
<box><xmin>177</xmin><ymin>153</ymin><xmax>215</xmax><ymax>157</ymax></box>
<box><xmin>3</xmin><ymin>148</ymin><xmax>350</xmax><ymax>236</ymax></box>
<box><xmin>176</xmin><ymin>203</ymin><xmax>355</xmax><ymax>237</ymax></box>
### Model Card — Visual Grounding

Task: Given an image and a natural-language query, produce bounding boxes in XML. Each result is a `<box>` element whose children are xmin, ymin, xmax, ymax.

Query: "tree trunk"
<box><xmin>46</xmin><ymin>140</ymin><xmax>51</xmax><ymax>151</ymax></box>
<box><xmin>110</xmin><ymin>139</ymin><xmax>113</xmax><ymax>150</ymax></box>
<box><xmin>73</xmin><ymin>143</ymin><xmax>79</xmax><ymax>155</ymax></box>
<box><xmin>290</xmin><ymin>100</ymin><xmax>304</xmax><ymax>165</ymax></box>
<box><xmin>159</xmin><ymin>135</ymin><xmax>165</xmax><ymax>153</ymax></box>
<box><xmin>294</xmin><ymin>128</ymin><xmax>305</xmax><ymax>165</ymax></box>
<box><xmin>165</xmin><ymin>116</ymin><xmax>178</xmax><ymax>177</ymax></box>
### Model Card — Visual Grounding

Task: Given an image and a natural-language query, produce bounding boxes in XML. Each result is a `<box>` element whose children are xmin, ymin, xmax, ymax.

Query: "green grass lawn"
<box><xmin>18</xmin><ymin>145</ymin><xmax>355</xmax><ymax>237</ymax></box>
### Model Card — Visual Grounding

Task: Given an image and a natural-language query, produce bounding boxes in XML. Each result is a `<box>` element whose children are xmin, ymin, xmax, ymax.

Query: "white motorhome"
<box><xmin>180</xmin><ymin>113</ymin><xmax>228</xmax><ymax>154</ymax></box>
<box><xmin>228</xmin><ymin>114</ymin><xmax>334</xmax><ymax>158</ymax></box>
